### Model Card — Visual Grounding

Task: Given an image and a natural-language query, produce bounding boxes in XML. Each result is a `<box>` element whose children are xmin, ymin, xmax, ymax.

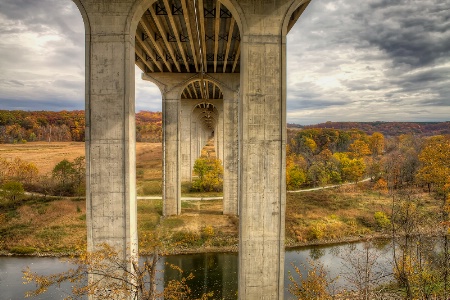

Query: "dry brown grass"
<box><xmin>285</xmin><ymin>184</ymin><xmax>441</xmax><ymax>246</ymax></box>
<box><xmin>1</xmin><ymin>198</ymin><xmax>87</xmax><ymax>253</ymax></box>
<box><xmin>0</xmin><ymin>141</ymin><xmax>162</xmax><ymax>176</ymax></box>
<box><xmin>0</xmin><ymin>142</ymin><xmax>86</xmax><ymax>174</ymax></box>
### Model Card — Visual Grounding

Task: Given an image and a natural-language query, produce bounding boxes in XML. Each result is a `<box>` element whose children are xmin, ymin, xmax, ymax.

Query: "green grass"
<box><xmin>161</xmin><ymin>218</ymin><xmax>184</xmax><ymax>229</ymax></box>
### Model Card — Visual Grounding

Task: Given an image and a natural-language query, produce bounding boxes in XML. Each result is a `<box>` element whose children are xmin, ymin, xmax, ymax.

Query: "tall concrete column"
<box><xmin>180</xmin><ymin>101</ymin><xmax>193</xmax><ymax>182</ymax></box>
<box><xmin>236</xmin><ymin>1</ymin><xmax>293</xmax><ymax>298</ymax></box>
<box><xmin>163</xmin><ymin>90</ymin><xmax>181</xmax><ymax>216</ymax></box>
<box><xmin>79</xmin><ymin>0</ymin><xmax>137</xmax><ymax>256</ymax></box>
<box><xmin>142</xmin><ymin>73</ymin><xmax>193</xmax><ymax>216</ymax></box>
<box><xmin>223</xmin><ymin>88</ymin><xmax>239</xmax><ymax>215</ymax></box>
<box><xmin>216</xmin><ymin>101</ymin><xmax>224</xmax><ymax>162</ymax></box>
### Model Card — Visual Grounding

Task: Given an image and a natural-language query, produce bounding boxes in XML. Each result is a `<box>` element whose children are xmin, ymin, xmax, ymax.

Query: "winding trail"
<box><xmin>21</xmin><ymin>178</ymin><xmax>371</xmax><ymax>201</ymax></box>
<box><xmin>287</xmin><ymin>177</ymin><xmax>371</xmax><ymax>193</ymax></box>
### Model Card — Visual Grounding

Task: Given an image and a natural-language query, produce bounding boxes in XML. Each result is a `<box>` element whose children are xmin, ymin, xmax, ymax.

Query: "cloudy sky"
<box><xmin>0</xmin><ymin>0</ymin><xmax>449</xmax><ymax>125</ymax></box>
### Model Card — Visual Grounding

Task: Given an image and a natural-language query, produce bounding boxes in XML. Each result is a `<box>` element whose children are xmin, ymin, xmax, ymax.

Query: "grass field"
<box><xmin>0</xmin><ymin>142</ymin><xmax>442</xmax><ymax>255</ymax></box>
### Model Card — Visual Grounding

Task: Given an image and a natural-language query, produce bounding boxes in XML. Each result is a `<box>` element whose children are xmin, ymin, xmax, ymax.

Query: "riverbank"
<box><xmin>0</xmin><ymin>183</ymin><xmax>441</xmax><ymax>257</ymax></box>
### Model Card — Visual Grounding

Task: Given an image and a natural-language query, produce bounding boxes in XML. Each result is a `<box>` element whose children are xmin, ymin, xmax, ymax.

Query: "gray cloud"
<box><xmin>0</xmin><ymin>0</ymin><xmax>448</xmax><ymax>125</ymax></box>
<box><xmin>285</xmin><ymin>0</ymin><xmax>450</xmax><ymax>124</ymax></box>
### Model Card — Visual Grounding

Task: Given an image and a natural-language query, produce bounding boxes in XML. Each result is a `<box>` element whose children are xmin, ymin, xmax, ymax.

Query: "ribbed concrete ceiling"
<box><xmin>135</xmin><ymin>0</ymin><xmax>241</xmax><ymax>74</ymax></box>
<box><xmin>194</xmin><ymin>102</ymin><xmax>218</xmax><ymax>129</ymax></box>
<box><xmin>182</xmin><ymin>79</ymin><xmax>223</xmax><ymax>99</ymax></box>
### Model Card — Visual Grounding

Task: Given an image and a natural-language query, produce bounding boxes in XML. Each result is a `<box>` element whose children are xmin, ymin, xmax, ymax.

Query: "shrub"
<box><xmin>374</xmin><ymin>211</ymin><xmax>391</xmax><ymax>230</ymax></box>
<box><xmin>201</xmin><ymin>226</ymin><xmax>215</xmax><ymax>239</ymax></box>
<box><xmin>307</xmin><ymin>223</ymin><xmax>325</xmax><ymax>240</ymax></box>
<box><xmin>191</xmin><ymin>157</ymin><xmax>223</xmax><ymax>192</ymax></box>
<box><xmin>288</xmin><ymin>260</ymin><xmax>334</xmax><ymax>300</ymax></box>
<box><xmin>10</xmin><ymin>246</ymin><xmax>36</xmax><ymax>255</ymax></box>
<box><xmin>171</xmin><ymin>230</ymin><xmax>202</xmax><ymax>247</ymax></box>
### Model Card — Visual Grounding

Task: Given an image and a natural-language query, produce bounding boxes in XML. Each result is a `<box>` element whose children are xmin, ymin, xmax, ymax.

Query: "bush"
<box><xmin>374</xmin><ymin>211</ymin><xmax>391</xmax><ymax>230</ymax></box>
<box><xmin>288</xmin><ymin>260</ymin><xmax>334</xmax><ymax>300</ymax></box>
<box><xmin>201</xmin><ymin>226</ymin><xmax>215</xmax><ymax>239</ymax></box>
<box><xmin>307</xmin><ymin>223</ymin><xmax>325</xmax><ymax>240</ymax></box>
<box><xmin>191</xmin><ymin>157</ymin><xmax>223</xmax><ymax>192</ymax></box>
<box><xmin>171</xmin><ymin>230</ymin><xmax>202</xmax><ymax>247</ymax></box>
<box><xmin>10</xmin><ymin>246</ymin><xmax>36</xmax><ymax>255</ymax></box>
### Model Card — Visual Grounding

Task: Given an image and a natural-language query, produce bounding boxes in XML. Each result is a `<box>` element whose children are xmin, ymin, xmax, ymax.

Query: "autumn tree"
<box><xmin>369</xmin><ymin>132</ymin><xmax>385</xmax><ymax>156</ymax></box>
<box><xmin>349</xmin><ymin>140</ymin><xmax>372</xmax><ymax>159</ymax></box>
<box><xmin>192</xmin><ymin>157</ymin><xmax>223</xmax><ymax>192</ymax></box>
<box><xmin>339</xmin><ymin>241</ymin><xmax>387</xmax><ymax>300</ymax></box>
<box><xmin>24</xmin><ymin>243</ymin><xmax>213</xmax><ymax>300</ymax></box>
<box><xmin>416</xmin><ymin>135</ymin><xmax>450</xmax><ymax>194</ymax></box>
<box><xmin>415</xmin><ymin>135</ymin><xmax>450</xmax><ymax>297</ymax></box>
<box><xmin>286</xmin><ymin>152</ymin><xmax>307</xmax><ymax>190</ymax></box>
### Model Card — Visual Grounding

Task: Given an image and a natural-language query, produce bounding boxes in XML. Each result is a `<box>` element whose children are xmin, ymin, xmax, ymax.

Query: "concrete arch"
<box><xmin>126</xmin><ymin>0</ymin><xmax>159</xmax><ymax>41</ymax></box>
<box><xmin>193</xmin><ymin>106</ymin><xmax>219</xmax><ymax>130</ymax></box>
<box><xmin>282</xmin><ymin>0</ymin><xmax>311</xmax><ymax>36</ymax></box>
<box><xmin>71</xmin><ymin>0</ymin><xmax>91</xmax><ymax>34</ymax></box>
<box><xmin>219</xmin><ymin>0</ymin><xmax>246</xmax><ymax>38</ymax></box>
<box><xmin>127</xmin><ymin>0</ymin><xmax>245</xmax><ymax>41</ymax></box>
<box><xmin>191</xmin><ymin>101</ymin><xmax>219</xmax><ymax>113</ymax></box>
<box><xmin>182</xmin><ymin>79</ymin><xmax>224</xmax><ymax>100</ymax></box>
<box><xmin>181</xmin><ymin>77</ymin><xmax>225</xmax><ymax>98</ymax></box>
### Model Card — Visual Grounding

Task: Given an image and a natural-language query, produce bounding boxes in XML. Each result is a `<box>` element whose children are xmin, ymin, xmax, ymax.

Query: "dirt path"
<box><xmin>287</xmin><ymin>177</ymin><xmax>371</xmax><ymax>193</ymax></box>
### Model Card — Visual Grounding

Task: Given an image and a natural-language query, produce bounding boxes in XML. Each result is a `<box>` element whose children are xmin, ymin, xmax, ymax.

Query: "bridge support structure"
<box><xmin>73</xmin><ymin>0</ymin><xmax>310</xmax><ymax>298</ymax></box>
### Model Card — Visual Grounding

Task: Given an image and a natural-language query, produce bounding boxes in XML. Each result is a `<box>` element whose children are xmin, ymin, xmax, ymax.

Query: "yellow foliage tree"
<box><xmin>349</xmin><ymin>140</ymin><xmax>372</xmax><ymax>159</ymax></box>
<box><xmin>192</xmin><ymin>157</ymin><xmax>223</xmax><ymax>192</ymax></box>
<box><xmin>286</xmin><ymin>153</ymin><xmax>307</xmax><ymax>190</ymax></box>
<box><xmin>369</xmin><ymin>132</ymin><xmax>385</xmax><ymax>156</ymax></box>
<box><xmin>416</xmin><ymin>135</ymin><xmax>450</xmax><ymax>194</ymax></box>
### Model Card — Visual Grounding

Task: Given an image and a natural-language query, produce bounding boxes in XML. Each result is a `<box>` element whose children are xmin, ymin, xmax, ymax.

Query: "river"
<box><xmin>0</xmin><ymin>241</ymin><xmax>393</xmax><ymax>300</ymax></box>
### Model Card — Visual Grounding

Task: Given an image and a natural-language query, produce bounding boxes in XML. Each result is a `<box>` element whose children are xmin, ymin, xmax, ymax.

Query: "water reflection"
<box><xmin>1</xmin><ymin>241</ymin><xmax>395</xmax><ymax>300</ymax></box>
<box><xmin>163</xmin><ymin>253</ymin><xmax>238</xmax><ymax>299</ymax></box>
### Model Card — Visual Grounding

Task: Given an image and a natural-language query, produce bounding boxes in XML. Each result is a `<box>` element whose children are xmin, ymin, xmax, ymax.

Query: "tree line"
<box><xmin>286</xmin><ymin>127</ymin><xmax>450</xmax><ymax>192</ymax></box>
<box><xmin>288</xmin><ymin>121</ymin><xmax>450</xmax><ymax>136</ymax></box>
<box><xmin>0</xmin><ymin>110</ymin><xmax>162</xmax><ymax>143</ymax></box>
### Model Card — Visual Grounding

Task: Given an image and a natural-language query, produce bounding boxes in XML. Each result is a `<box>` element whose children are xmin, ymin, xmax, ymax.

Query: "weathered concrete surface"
<box><xmin>75</xmin><ymin>0</ymin><xmax>308</xmax><ymax>298</ymax></box>
<box><xmin>142</xmin><ymin>73</ymin><xmax>194</xmax><ymax>216</ymax></box>
<box><xmin>234</xmin><ymin>0</ymin><xmax>301</xmax><ymax>298</ymax></box>
<box><xmin>74</xmin><ymin>0</ymin><xmax>138</xmax><ymax>263</ymax></box>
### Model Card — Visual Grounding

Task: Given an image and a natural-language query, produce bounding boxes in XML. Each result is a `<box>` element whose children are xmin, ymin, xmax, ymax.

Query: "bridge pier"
<box><xmin>74</xmin><ymin>0</ymin><xmax>310</xmax><ymax>298</ymax></box>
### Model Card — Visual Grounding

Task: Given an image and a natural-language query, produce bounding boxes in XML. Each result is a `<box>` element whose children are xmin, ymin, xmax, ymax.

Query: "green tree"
<box><xmin>72</xmin><ymin>156</ymin><xmax>86</xmax><ymax>196</ymax></box>
<box><xmin>52</xmin><ymin>159</ymin><xmax>76</xmax><ymax>195</ymax></box>
<box><xmin>286</xmin><ymin>152</ymin><xmax>307</xmax><ymax>190</ymax></box>
<box><xmin>334</xmin><ymin>153</ymin><xmax>366</xmax><ymax>183</ymax></box>
<box><xmin>1</xmin><ymin>181</ymin><xmax>25</xmax><ymax>202</ymax></box>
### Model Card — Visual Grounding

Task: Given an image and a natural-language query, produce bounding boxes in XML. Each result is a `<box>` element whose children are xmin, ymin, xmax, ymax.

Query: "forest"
<box><xmin>0</xmin><ymin>110</ymin><xmax>162</xmax><ymax>143</ymax></box>
<box><xmin>288</xmin><ymin>121</ymin><xmax>450</xmax><ymax>136</ymax></box>
<box><xmin>286</xmin><ymin>127</ymin><xmax>450</xmax><ymax>191</ymax></box>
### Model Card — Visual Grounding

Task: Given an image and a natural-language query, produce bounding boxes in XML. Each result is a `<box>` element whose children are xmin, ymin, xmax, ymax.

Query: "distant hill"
<box><xmin>0</xmin><ymin>110</ymin><xmax>162</xmax><ymax>143</ymax></box>
<box><xmin>287</xmin><ymin>121</ymin><xmax>450</xmax><ymax>136</ymax></box>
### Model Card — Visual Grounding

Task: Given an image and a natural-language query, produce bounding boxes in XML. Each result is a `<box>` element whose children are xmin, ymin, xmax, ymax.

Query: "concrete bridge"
<box><xmin>72</xmin><ymin>0</ymin><xmax>310</xmax><ymax>298</ymax></box>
